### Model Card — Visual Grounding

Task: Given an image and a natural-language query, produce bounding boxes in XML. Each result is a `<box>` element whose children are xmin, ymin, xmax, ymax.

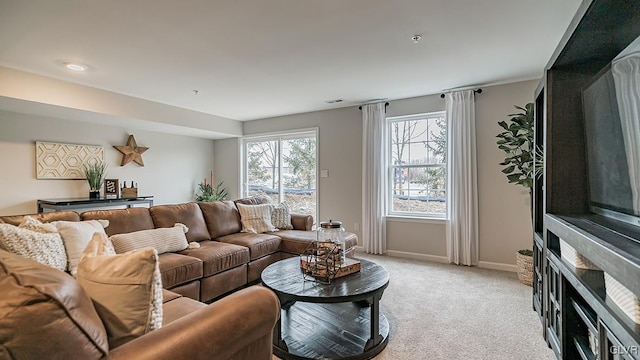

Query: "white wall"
<box><xmin>0</xmin><ymin>110</ymin><xmax>215</xmax><ymax>215</ymax></box>
<box><xmin>215</xmin><ymin>79</ymin><xmax>539</xmax><ymax>268</ymax></box>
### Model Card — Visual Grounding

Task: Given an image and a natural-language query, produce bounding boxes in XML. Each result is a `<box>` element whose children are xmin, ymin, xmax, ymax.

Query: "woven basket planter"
<box><xmin>516</xmin><ymin>251</ymin><xmax>534</xmax><ymax>286</ymax></box>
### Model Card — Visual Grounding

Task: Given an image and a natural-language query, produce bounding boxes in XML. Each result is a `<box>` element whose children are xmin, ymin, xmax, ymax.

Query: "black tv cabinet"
<box><xmin>534</xmin><ymin>1</ymin><xmax>640</xmax><ymax>359</ymax></box>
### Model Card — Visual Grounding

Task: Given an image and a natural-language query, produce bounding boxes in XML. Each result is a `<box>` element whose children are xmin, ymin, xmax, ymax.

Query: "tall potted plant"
<box><xmin>496</xmin><ymin>103</ymin><xmax>542</xmax><ymax>286</ymax></box>
<box><xmin>195</xmin><ymin>171</ymin><xmax>229</xmax><ymax>202</ymax></box>
<box><xmin>83</xmin><ymin>161</ymin><xmax>107</xmax><ymax>199</ymax></box>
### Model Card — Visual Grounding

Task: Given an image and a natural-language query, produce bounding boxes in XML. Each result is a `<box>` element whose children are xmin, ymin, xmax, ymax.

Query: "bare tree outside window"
<box><xmin>388</xmin><ymin>112</ymin><xmax>447</xmax><ymax>216</ymax></box>
<box><xmin>244</xmin><ymin>133</ymin><xmax>317</xmax><ymax>221</ymax></box>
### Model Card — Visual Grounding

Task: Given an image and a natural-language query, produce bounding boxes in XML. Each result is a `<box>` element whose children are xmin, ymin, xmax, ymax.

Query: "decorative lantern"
<box><xmin>300</xmin><ymin>219</ymin><xmax>348</xmax><ymax>284</ymax></box>
<box><xmin>317</xmin><ymin>220</ymin><xmax>346</xmax><ymax>265</ymax></box>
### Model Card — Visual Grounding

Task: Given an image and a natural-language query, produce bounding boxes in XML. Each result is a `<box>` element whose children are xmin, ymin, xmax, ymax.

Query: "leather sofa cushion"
<box><xmin>179</xmin><ymin>240</ymin><xmax>249</xmax><ymax>277</ymax></box>
<box><xmin>235</xmin><ymin>195</ymin><xmax>272</xmax><ymax>205</ymax></box>
<box><xmin>270</xmin><ymin>230</ymin><xmax>358</xmax><ymax>255</ymax></box>
<box><xmin>150</xmin><ymin>203</ymin><xmax>210</xmax><ymax>243</ymax></box>
<box><xmin>82</xmin><ymin>208</ymin><xmax>154</xmax><ymax>236</ymax></box>
<box><xmin>217</xmin><ymin>233</ymin><xmax>281</xmax><ymax>260</ymax></box>
<box><xmin>0</xmin><ymin>250</ymin><xmax>109</xmax><ymax>358</ymax></box>
<box><xmin>158</xmin><ymin>253</ymin><xmax>203</xmax><ymax>288</ymax></box>
<box><xmin>162</xmin><ymin>289</ymin><xmax>182</xmax><ymax>303</ymax></box>
<box><xmin>198</xmin><ymin>201</ymin><xmax>241</xmax><ymax>239</ymax></box>
<box><xmin>291</xmin><ymin>214</ymin><xmax>314</xmax><ymax>231</ymax></box>
<box><xmin>162</xmin><ymin>295</ymin><xmax>206</xmax><ymax>326</ymax></box>
<box><xmin>0</xmin><ymin>211</ymin><xmax>80</xmax><ymax>226</ymax></box>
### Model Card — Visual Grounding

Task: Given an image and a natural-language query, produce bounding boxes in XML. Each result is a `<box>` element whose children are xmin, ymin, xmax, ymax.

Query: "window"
<box><xmin>242</xmin><ymin>130</ymin><xmax>318</xmax><ymax>221</ymax></box>
<box><xmin>387</xmin><ymin>111</ymin><xmax>447</xmax><ymax>218</ymax></box>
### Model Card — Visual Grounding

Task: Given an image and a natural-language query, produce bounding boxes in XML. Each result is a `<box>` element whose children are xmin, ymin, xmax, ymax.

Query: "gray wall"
<box><xmin>0</xmin><ymin>110</ymin><xmax>215</xmax><ymax>215</ymax></box>
<box><xmin>214</xmin><ymin>80</ymin><xmax>539</xmax><ymax>269</ymax></box>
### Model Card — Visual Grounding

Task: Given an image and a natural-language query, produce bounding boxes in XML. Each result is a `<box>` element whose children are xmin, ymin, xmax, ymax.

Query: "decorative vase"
<box><xmin>89</xmin><ymin>190</ymin><xmax>101</xmax><ymax>199</ymax></box>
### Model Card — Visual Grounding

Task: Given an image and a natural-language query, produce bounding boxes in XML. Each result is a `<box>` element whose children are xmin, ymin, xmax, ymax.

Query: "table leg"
<box><xmin>273</xmin><ymin>313</ymin><xmax>289</xmax><ymax>351</ymax></box>
<box><xmin>364</xmin><ymin>292</ymin><xmax>383</xmax><ymax>351</ymax></box>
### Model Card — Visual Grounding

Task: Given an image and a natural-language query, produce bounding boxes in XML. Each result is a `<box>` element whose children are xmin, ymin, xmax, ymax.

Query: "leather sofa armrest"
<box><xmin>107</xmin><ymin>286</ymin><xmax>280</xmax><ymax>360</ymax></box>
<box><xmin>291</xmin><ymin>214</ymin><xmax>313</xmax><ymax>231</ymax></box>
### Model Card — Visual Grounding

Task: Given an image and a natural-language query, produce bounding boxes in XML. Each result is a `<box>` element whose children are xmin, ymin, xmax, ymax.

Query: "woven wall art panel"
<box><xmin>36</xmin><ymin>141</ymin><xmax>104</xmax><ymax>179</ymax></box>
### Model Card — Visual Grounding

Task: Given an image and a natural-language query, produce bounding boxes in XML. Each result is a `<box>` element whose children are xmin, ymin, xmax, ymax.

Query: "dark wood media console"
<box><xmin>533</xmin><ymin>1</ymin><xmax>640</xmax><ymax>359</ymax></box>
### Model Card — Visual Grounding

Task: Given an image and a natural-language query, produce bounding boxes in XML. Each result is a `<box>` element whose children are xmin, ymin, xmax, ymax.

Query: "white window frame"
<box><xmin>386</xmin><ymin>111</ymin><xmax>447</xmax><ymax>219</ymax></box>
<box><xmin>240</xmin><ymin>128</ymin><xmax>319</xmax><ymax>214</ymax></box>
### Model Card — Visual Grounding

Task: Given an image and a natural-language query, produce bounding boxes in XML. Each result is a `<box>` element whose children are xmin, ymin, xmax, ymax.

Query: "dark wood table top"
<box><xmin>261</xmin><ymin>257</ymin><xmax>389</xmax><ymax>303</ymax></box>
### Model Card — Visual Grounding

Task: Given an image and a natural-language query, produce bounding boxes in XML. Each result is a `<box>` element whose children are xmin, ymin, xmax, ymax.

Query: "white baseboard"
<box><xmin>385</xmin><ymin>250</ymin><xmax>449</xmax><ymax>264</ymax></box>
<box><xmin>355</xmin><ymin>246</ymin><xmax>517</xmax><ymax>272</ymax></box>
<box><xmin>477</xmin><ymin>261</ymin><xmax>517</xmax><ymax>273</ymax></box>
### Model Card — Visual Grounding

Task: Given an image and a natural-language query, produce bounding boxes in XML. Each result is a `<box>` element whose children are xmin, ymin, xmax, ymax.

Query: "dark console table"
<box><xmin>261</xmin><ymin>257</ymin><xmax>389</xmax><ymax>360</ymax></box>
<box><xmin>37</xmin><ymin>196</ymin><xmax>154</xmax><ymax>213</ymax></box>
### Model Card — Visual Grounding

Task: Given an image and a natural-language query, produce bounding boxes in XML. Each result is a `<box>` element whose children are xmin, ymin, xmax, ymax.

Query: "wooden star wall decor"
<box><xmin>113</xmin><ymin>135</ymin><xmax>149</xmax><ymax>166</ymax></box>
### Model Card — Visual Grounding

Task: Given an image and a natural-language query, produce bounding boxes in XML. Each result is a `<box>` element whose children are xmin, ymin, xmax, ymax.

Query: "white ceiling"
<box><xmin>0</xmin><ymin>0</ymin><xmax>582</xmax><ymax>122</ymax></box>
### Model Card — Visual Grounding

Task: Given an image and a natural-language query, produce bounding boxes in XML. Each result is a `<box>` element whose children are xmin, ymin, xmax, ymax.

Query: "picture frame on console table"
<box><xmin>104</xmin><ymin>179</ymin><xmax>119</xmax><ymax>199</ymax></box>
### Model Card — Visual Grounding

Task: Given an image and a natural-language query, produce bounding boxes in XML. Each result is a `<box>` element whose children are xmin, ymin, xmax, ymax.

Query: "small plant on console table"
<box><xmin>195</xmin><ymin>171</ymin><xmax>228</xmax><ymax>202</ymax></box>
<box><xmin>496</xmin><ymin>103</ymin><xmax>543</xmax><ymax>286</ymax></box>
<box><xmin>83</xmin><ymin>161</ymin><xmax>107</xmax><ymax>199</ymax></box>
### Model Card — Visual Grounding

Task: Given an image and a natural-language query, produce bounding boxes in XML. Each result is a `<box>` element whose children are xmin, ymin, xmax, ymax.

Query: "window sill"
<box><xmin>385</xmin><ymin>215</ymin><xmax>447</xmax><ymax>224</ymax></box>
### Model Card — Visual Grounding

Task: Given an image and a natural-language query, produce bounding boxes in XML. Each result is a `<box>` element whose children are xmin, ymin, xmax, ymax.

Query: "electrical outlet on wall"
<box><xmin>354</xmin><ymin>222</ymin><xmax>359</xmax><ymax>231</ymax></box>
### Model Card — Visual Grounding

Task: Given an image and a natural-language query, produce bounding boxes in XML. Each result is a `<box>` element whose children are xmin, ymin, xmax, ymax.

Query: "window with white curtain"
<box><xmin>387</xmin><ymin>111</ymin><xmax>447</xmax><ymax>218</ymax></box>
<box><xmin>242</xmin><ymin>130</ymin><xmax>318</xmax><ymax>221</ymax></box>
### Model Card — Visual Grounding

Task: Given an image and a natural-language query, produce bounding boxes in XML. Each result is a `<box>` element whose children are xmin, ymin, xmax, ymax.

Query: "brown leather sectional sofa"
<box><xmin>0</xmin><ymin>198</ymin><xmax>358</xmax><ymax>302</ymax></box>
<box><xmin>0</xmin><ymin>198</ymin><xmax>358</xmax><ymax>359</ymax></box>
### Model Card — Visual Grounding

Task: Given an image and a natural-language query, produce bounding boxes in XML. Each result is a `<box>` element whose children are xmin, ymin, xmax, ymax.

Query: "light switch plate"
<box><xmin>321</xmin><ymin>169</ymin><xmax>329</xmax><ymax>178</ymax></box>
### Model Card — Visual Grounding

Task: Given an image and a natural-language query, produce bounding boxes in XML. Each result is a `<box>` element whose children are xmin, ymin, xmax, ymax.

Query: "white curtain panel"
<box><xmin>445</xmin><ymin>90</ymin><xmax>479</xmax><ymax>266</ymax></box>
<box><xmin>362</xmin><ymin>102</ymin><xmax>387</xmax><ymax>254</ymax></box>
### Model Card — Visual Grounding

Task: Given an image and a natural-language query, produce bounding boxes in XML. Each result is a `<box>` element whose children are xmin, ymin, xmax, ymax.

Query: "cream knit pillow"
<box><xmin>0</xmin><ymin>222</ymin><xmax>67</xmax><ymax>271</ymax></box>
<box><xmin>271</xmin><ymin>202</ymin><xmax>293</xmax><ymax>230</ymax></box>
<box><xmin>77</xmin><ymin>233</ymin><xmax>163</xmax><ymax>348</ymax></box>
<box><xmin>236</xmin><ymin>203</ymin><xmax>278</xmax><ymax>233</ymax></box>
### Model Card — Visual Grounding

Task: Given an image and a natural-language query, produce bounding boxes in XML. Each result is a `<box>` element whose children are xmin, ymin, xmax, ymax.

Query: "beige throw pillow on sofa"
<box><xmin>53</xmin><ymin>220</ymin><xmax>110</xmax><ymax>276</ymax></box>
<box><xmin>236</xmin><ymin>203</ymin><xmax>278</xmax><ymax>233</ymax></box>
<box><xmin>77</xmin><ymin>233</ymin><xmax>163</xmax><ymax>349</ymax></box>
<box><xmin>109</xmin><ymin>223</ymin><xmax>189</xmax><ymax>255</ymax></box>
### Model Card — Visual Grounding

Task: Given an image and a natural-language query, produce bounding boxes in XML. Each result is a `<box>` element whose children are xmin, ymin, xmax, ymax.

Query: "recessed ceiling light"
<box><xmin>64</xmin><ymin>62</ymin><xmax>87</xmax><ymax>71</ymax></box>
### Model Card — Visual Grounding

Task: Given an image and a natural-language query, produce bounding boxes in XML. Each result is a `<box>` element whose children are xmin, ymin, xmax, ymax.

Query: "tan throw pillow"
<box><xmin>272</xmin><ymin>202</ymin><xmax>293</xmax><ymax>230</ymax></box>
<box><xmin>237</xmin><ymin>203</ymin><xmax>278</xmax><ymax>233</ymax></box>
<box><xmin>0</xmin><ymin>222</ymin><xmax>67</xmax><ymax>271</ymax></box>
<box><xmin>110</xmin><ymin>223</ymin><xmax>189</xmax><ymax>255</ymax></box>
<box><xmin>76</xmin><ymin>233</ymin><xmax>163</xmax><ymax>349</ymax></box>
<box><xmin>53</xmin><ymin>220</ymin><xmax>109</xmax><ymax>276</ymax></box>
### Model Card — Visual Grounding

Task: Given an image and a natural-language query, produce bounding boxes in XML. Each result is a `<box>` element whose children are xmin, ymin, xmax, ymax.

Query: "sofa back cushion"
<box><xmin>149</xmin><ymin>203</ymin><xmax>210</xmax><ymax>243</ymax></box>
<box><xmin>234</xmin><ymin>195</ymin><xmax>272</xmax><ymax>206</ymax></box>
<box><xmin>82</xmin><ymin>208</ymin><xmax>154</xmax><ymax>236</ymax></box>
<box><xmin>198</xmin><ymin>201</ymin><xmax>242</xmax><ymax>239</ymax></box>
<box><xmin>0</xmin><ymin>211</ymin><xmax>80</xmax><ymax>226</ymax></box>
<box><xmin>0</xmin><ymin>249</ymin><xmax>109</xmax><ymax>358</ymax></box>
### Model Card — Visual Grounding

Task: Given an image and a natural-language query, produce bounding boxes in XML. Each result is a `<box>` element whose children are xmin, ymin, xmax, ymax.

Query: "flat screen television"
<box><xmin>582</xmin><ymin>49</ymin><xmax>640</xmax><ymax>227</ymax></box>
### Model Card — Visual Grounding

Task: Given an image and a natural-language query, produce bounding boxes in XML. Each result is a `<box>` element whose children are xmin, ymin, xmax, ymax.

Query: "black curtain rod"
<box><xmin>358</xmin><ymin>102</ymin><xmax>390</xmax><ymax>111</ymax></box>
<box><xmin>440</xmin><ymin>88</ymin><xmax>483</xmax><ymax>98</ymax></box>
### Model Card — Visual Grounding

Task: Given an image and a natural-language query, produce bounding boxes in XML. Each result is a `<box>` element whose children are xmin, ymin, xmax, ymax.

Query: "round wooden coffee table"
<box><xmin>261</xmin><ymin>257</ymin><xmax>389</xmax><ymax>360</ymax></box>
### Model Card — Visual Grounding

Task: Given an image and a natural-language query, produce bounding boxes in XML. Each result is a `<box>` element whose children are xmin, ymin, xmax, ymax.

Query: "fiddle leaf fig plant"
<box><xmin>496</xmin><ymin>103</ymin><xmax>543</xmax><ymax>188</ymax></box>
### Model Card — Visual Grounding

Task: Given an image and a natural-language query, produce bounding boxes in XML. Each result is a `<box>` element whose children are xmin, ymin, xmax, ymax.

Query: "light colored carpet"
<box><xmin>275</xmin><ymin>253</ymin><xmax>554</xmax><ymax>360</ymax></box>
